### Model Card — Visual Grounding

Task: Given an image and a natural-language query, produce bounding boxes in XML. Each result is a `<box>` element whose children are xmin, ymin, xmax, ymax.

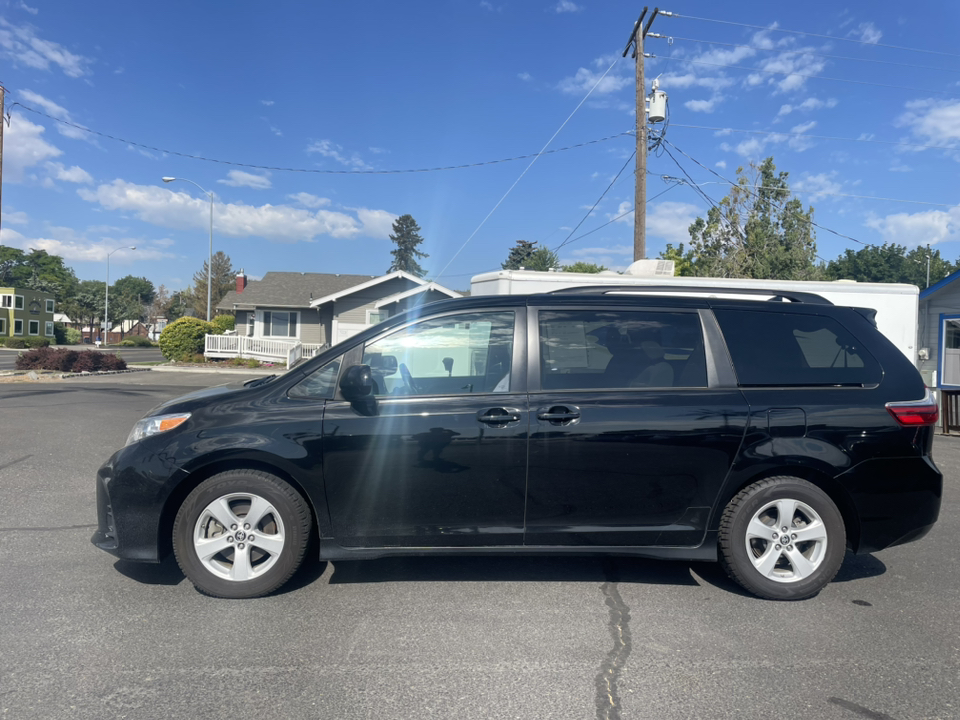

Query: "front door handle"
<box><xmin>537</xmin><ymin>406</ymin><xmax>581</xmax><ymax>425</ymax></box>
<box><xmin>477</xmin><ymin>407</ymin><xmax>522</xmax><ymax>427</ymax></box>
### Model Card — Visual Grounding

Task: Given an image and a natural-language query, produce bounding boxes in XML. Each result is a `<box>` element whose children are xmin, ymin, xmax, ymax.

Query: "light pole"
<box><xmin>162</xmin><ymin>177</ymin><xmax>214</xmax><ymax>321</ymax></box>
<box><xmin>104</xmin><ymin>246</ymin><xmax>136</xmax><ymax>346</ymax></box>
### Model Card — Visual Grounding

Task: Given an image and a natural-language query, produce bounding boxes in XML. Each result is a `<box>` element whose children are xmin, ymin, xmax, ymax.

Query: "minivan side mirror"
<box><xmin>339</xmin><ymin>365</ymin><xmax>374</xmax><ymax>399</ymax></box>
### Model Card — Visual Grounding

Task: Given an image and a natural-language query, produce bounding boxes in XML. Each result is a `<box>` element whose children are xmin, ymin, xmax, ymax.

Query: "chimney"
<box><xmin>236</xmin><ymin>269</ymin><xmax>247</xmax><ymax>293</ymax></box>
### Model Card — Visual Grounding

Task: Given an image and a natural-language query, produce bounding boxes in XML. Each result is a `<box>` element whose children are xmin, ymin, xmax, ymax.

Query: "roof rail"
<box><xmin>544</xmin><ymin>285</ymin><xmax>833</xmax><ymax>305</ymax></box>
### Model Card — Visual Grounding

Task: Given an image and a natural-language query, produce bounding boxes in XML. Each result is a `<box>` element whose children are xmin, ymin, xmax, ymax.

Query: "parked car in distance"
<box><xmin>93</xmin><ymin>287</ymin><xmax>942</xmax><ymax>600</ymax></box>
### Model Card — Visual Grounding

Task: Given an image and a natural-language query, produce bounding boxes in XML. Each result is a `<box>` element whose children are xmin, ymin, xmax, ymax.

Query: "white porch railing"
<box><xmin>204</xmin><ymin>335</ymin><xmax>326</xmax><ymax>367</ymax></box>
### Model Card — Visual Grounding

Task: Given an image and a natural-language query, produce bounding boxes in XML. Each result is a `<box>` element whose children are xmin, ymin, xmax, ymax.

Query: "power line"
<box><xmin>657</xmin><ymin>35</ymin><xmax>960</xmax><ymax>75</ymax></box>
<box><xmin>8</xmin><ymin>100</ymin><xmax>633</xmax><ymax>176</ymax></box>
<box><xmin>695</xmin><ymin>182</ymin><xmax>958</xmax><ymax>208</ymax></box>
<box><xmin>555</xmin><ymin>150</ymin><xmax>636</xmax><ymax>252</ymax></box>
<box><xmin>662</xmin><ymin>138</ymin><xmax>875</xmax><ymax>249</ymax></box>
<box><xmin>652</xmin><ymin>55</ymin><xmax>956</xmax><ymax>96</ymax></box>
<box><xmin>432</xmin><ymin>55</ymin><xmax>622</xmax><ymax>281</ymax></box>
<box><xmin>669</xmin><ymin>13</ymin><xmax>960</xmax><ymax>59</ymax></box>
<box><xmin>669</xmin><ymin>123</ymin><xmax>960</xmax><ymax>153</ymax></box>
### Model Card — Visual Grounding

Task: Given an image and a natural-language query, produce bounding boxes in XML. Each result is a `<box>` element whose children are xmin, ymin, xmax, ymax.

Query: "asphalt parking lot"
<box><xmin>1</xmin><ymin>371</ymin><xmax>957</xmax><ymax>720</ymax></box>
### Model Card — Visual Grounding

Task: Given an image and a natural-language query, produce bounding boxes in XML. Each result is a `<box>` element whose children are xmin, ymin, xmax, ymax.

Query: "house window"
<box><xmin>367</xmin><ymin>309</ymin><xmax>388</xmax><ymax>325</ymax></box>
<box><xmin>1</xmin><ymin>295</ymin><xmax>11</xmax><ymax>308</ymax></box>
<box><xmin>0</xmin><ymin>318</ymin><xmax>6</xmax><ymax>334</ymax></box>
<box><xmin>262</xmin><ymin>311</ymin><xmax>298</xmax><ymax>338</ymax></box>
<box><xmin>28</xmin><ymin>320</ymin><xmax>40</xmax><ymax>336</ymax></box>
<box><xmin>14</xmin><ymin>319</ymin><xmax>23</xmax><ymax>335</ymax></box>
<box><xmin>15</xmin><ymin>295</ymin><xmax>24</xmax><ymax>310</ymax></box>
<box><xmin>46</xmin><ymin>299</ymin><xmax>55</xmax><ymax>313</ymax></box>
<box><xmin>45</xmin><ymin>321</ymin><xmax>55</xmax><ymax>337</ymax></box>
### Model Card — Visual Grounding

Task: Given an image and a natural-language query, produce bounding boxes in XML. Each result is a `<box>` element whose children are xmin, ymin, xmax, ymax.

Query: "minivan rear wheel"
<box><xmin>173</xmin><ymin>470</ymin><xmax>312</xmax><ymax>599</ymax></box>
<box><xmin>719</xmin><ymin>476</ymin><xmax>845</xmax><ymax>600</ymax></box>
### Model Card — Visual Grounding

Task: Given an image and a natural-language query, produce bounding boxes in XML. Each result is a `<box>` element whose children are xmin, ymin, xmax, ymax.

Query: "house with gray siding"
<box><xmin>918</xmin><ymin>269</ymin><xmax>960</xmax><ymax>389</ymax></box>
<box><xmin>216</xmin><ymin>270</ymin><xmax>461</xmax><ymax>348</ymax></box>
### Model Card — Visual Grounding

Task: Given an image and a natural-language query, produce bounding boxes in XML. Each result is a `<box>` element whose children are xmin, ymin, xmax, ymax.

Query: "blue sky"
<box><xmin>1</xmin><ymin>0</ymin><xmax>959</xmax><ymax>293</ymax></box>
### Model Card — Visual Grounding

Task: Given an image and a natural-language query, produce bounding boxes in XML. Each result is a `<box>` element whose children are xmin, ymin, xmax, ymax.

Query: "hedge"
<box><xmin>15</xmin><ymin>347</ymin><xmax>127</xmax><ymax>372</ymax></box>
<box><xmin>1</xmin><ymin>337</ymin><xmax>50</xmax><ymax>349</ymax></box>
<box><xmin>158</xmin><ymin>317</ymin><xmax>216</xmax><ymax>360</ymax></box>
<box><xmin>212</xmin><ymin>314</ymin><xmax>236</xmax><ymax>333</ymax></box>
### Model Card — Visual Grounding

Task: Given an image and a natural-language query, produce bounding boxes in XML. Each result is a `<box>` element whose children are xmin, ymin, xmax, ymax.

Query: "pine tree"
<box><xmin>387</xmin><ymin>214</ymin><xmax>429</xmax><ymax>277</ymax></box>
<box><xmin>501</xmin><ymin>240</ymin><xmax>558</xmax><ymax>271</ymax></box>
<box><xmin>190</xmin><ymin>251</ymin><xmax>235</xmax><ymax>318</ymax></box>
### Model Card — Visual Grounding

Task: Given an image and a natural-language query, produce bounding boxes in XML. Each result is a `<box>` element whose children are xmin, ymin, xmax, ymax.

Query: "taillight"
<box><xmin>886</xmin><ymin>389</ymin><xmax>940</xmax><ymax>427</ymax></box>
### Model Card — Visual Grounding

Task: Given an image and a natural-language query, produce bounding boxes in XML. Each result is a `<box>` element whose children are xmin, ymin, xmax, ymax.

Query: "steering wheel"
<box><xmin>398</xmin><ymin>363</ymin><xmax>421</xmax><ymax>394</ymax></box>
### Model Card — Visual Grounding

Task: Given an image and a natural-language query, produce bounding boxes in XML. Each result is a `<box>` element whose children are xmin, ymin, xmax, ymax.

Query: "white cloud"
<box><xmin>19</xmin><ymin>2</ymin><xmax>39</xmax><ymax>14</ymax></box>
<box><xmin>260</xmin><ymin>99</ymin><xmax>275</xmax><ymax>106</ymax></box>
<box><xmin>794</xmin><ymin>171</ymin><xmax>842</xmax><ymax>200</ymax></box>
<box><xmin>518</xmin><ymin>71</ymin><xmax>532</xmax><ymax>82</ymax></box>
<box><xmin>685</xmin><ymin>97</ymin><xmax>719</xmax><ymax>113</ymax></box>
<box><xmin>646</xmin><ymin>201</ymin><xmax>701</xmax><ymax>245</ymax></box>
<box><xmin>306</xmin><ymin>139</ymin><xmax>372</xmax><ymax>170</ymax></box>
<box><xmin>17</xmin><ymin>89</ymin><xmax>90</xmax><ymax>141</ymax></box>
<box><xmin>609</xmin><ymin>200</ymin><xmax>633</xmax><ymax>223</ymax></box>
<box><xmin>897</xmin><ymin>99</ymin><xmax>960</xmax><ymax>146</ymax></box>
<box><xmin>852</xmin><ymin>22</ymin><xmax>882</xmax><ymax>44</ymax></box>
<box><xmin>715</xmin><ymin>160</ymin><xmax>727</xmax><ymax>169</ymax></box>
<box><xmin>218</xmin><ymin>170</ymin><xmax>272</xmax><ymax>189</ymax></box>
<box><xmin>791</xmin><ymin>120</ymin><xmax>816</xmax><ymax>134</ymax></box>
<box><xmin>0</xmin><ymin>18</ymin><xmax>92</xmax><ymax>77</ymax></box>
<box><xmin>288</xmin><ymin>192</ymin><xmax>331</xmax><ymax>208</ymax></box>
<box><xmin>0</xmin><ymin>226</ymin><xmax>175</xmax><ymax>263</ymax></box>
<box><xmin>79</xmin><ymin>179</ymin><xmax>394</xmax><ymax>243</ymax></box>
<box><xmin>777</xmin><ymin>97</ymin><xmax>838</xmax><ymax>118</ymax></box>
<box><xmin>3</xmin><ymin>112</ymin><xmax>62</xmax><ymax>182</ymax></box>
<box><xmin>1</xmin><ymin>210</ymin><xmax>29</xmax><ymax>225</ymax></box>
<box><xmin>558</xmin><ymin>59</ymin><xmax>631</xmax><ymax>96</ymax></box>
<box><xmin>554</xmin><ymin>0</ymin><xmax>581</xmax><ymax>12</ymax></box>
<box><xmin>561</xmin><ymin>244</ymin><xmax>632</xmax><ymax>271</ymax></box>
<box><xmin>355</xmin><ymin>208</ymin><xmax>397</xmax><ymax>239</ymax></box>
<box><xmin>866</xmin><ymin>206</ymin><xmax>960</xmax><ymax>246</ymax></box>
<box><xmin>747</xmin><ymin>47</ymin><xmax>827</xmax><ymax>94</ymax></box>
<box><xmin>46</xmin><ymin>161</ymin><xmax>93</xmax><ymax>184</ymax></box>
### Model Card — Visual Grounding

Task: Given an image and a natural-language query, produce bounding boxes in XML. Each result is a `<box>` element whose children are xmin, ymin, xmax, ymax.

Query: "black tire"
<box><xmin>719</xmin><ymin>476</ymin><xmax>845</xmax><ymax>601</ymax></box>
<box><xmin>173</xmin><ymin>470</ymin><xmax>312</xmax><ymax>599</ymax></box>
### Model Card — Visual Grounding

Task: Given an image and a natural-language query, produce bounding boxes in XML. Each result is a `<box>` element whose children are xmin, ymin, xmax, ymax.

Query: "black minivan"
<box><xmin>93</xmin><ymin>287</ymin><xmax>942</xmax><ymax>600</ymax></box>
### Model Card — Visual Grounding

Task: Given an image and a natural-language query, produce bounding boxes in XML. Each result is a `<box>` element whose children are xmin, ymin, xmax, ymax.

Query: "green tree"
<box><xmin>658</xmin><ymin>243</ymin><xmax>696</xmax><ymax>277</ymax></box>
<box><xmin>562</xmin><ymin>261</ymin><xmax>607</xmax><ymax>273</ymax></box>
<box><xmin>684</xmin><ymin>157</ymin><xmax>820</xmax><ymax>280</ymax></box>
<box><xmin>501</xmin><ymin>240</ymin><xmax>558</xmax><ymax>271</ymax></box>
<box><xmin>64</xmin><ymin>280</ymin><xmax>106</xmax><ymax>343</ymax></box>
<box><xmin>113</xmin><ymin>275</ymin><xmax>156</xmax><ymax>306</ymax></box>
<box><xmin>190</xmin><ymin>251</ymin><xmax>234</xmax><ymax>318</ymax></box>
<box><xmin>387</xmin><ymin>214</ymin><xmax>429</xmax><ymax>277</ymax></box>
<box><xmin>0</xmin><ymin>248</ymin><xmax>79</xmax><ymax>302</ymax></box>
<box><xmin>824</xmin><ymin>243</ymin><xmax>955</xmax><ymax>288</ymax></box>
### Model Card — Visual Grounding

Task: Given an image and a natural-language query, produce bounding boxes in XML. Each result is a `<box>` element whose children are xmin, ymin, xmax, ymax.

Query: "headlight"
<box><xmin>126</xmin><ymin>412</ymin><xmax>191</xmax><ymax>446</ymax></box>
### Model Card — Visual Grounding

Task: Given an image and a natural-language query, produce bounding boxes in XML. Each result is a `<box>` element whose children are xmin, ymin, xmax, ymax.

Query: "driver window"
<box><xmin>362</xmin><ymin>312</ymin><xmax>515</xmax><ymax>397</ymax></box>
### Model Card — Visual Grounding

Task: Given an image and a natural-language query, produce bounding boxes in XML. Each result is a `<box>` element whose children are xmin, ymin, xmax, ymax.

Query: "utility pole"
<box><xmin>623</xmin><ymin>8</ymin><xmax>660</xmax><ymax>261</ymax></box>
<box><xmin>0</xmin><ymin>85</ymin><xmax>6</xmax><ymax>242</ymax></box>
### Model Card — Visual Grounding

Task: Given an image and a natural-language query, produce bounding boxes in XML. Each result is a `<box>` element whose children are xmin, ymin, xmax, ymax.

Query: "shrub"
<box><xmin>119</xmin><ymin>336</ymin><xmax>154</xmax><ymax>347</ymax></box>
<box><xmin>23</xmin><ymin>337</ymin><xmax>50</xmax><ymax>349</ymax></box>
<box><xmin>14</xmin><ymin>348</ymin><xmax>123</xmax><ymax>372</ymax></box>
<box><xmin>64</xmin><ymin>328</ymin><xmax>83</xmax><ymax>345</ymax></box>
<box><xmin>158</xmin><ymin>317</ymin><xmax>215</xmax><ymax>360</ymax></box>
<box><xmin>54</xmin><ymin>323</ymin><xmax>68</xmax><ymax>344</ymax></box>
<box><xmin>212</xmin><ymin>315</ymin><xmax>236</xmax><ymax>333</ymax></box>
<box><xmin>1</xmin><ymin>338</ymin><xmax>26</xmax><ymax>349</ymax></box>
<box><xmin>228</xmin><ymin>357</ymin><xmax>261</xmax><ymax>368</ymax></box>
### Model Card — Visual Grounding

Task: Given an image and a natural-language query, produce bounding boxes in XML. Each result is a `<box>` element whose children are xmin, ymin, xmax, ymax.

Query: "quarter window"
<box><xmin>362</xmin><ymin>311</ymin><xmax>515</xmax><ymax>396</ymax></box>
<box><xmin>714</xmin><ymin>309</ymin><xmax>882</xmax><ymax>387</ymax></box>
<box><xmin>288</xmin><ymin>357</ymin><xmax>342</xmax><ymax>399</ymax></box>
<box><xmin>538</xmin><ymin>310</ymin><xmax>707</xmax><ymax>390</ymax></box>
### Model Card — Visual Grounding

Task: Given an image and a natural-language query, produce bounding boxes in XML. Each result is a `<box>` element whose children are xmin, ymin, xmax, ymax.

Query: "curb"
<box><xmin>145</xmin><ymin>365</ymin><xmax>281</xmax><ymax>375</ymax></box>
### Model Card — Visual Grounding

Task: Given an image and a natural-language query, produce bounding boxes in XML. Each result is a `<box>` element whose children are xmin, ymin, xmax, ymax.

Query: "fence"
<box><xmin>204</xmin><ymin>334</ymin><xmax>325</xmax><ymax>367</ymax></box>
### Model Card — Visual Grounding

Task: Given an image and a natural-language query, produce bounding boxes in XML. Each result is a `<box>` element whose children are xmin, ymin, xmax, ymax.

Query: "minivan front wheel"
<box><xmin>719</xmin><ymin>477</ymin><xmax>845</xmax><ymax>600</ymax></box>
<box><xmin>173</xmin><ymin>470</ymin><xmax>312</xmax><ymax>599</ymax></box>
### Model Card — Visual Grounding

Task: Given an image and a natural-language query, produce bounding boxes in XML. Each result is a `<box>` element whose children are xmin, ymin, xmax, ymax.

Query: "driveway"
<box><xmin>0</xmin><ymin>371</ymin><xmax>957</xmax><ymax>720</ymax></box>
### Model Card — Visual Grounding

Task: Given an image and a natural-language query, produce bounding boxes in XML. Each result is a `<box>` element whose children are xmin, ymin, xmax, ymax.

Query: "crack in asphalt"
<box><xmin>828</xmin><ymin>697</ymin><xmax>899</xmax><ymax>720</ymax></box>
<box><xmin>0</xmin><ymin>455</ymin><xmax>32</xmax><ymax>472</ymax></box>
<box><xmin>594</xmin><ymin>560</ymin><xmax>632</xmax><ymax>720</ymax></box>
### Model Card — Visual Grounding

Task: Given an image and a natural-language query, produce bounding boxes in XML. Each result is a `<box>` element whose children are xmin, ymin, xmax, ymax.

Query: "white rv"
<box><xmin>470</xmin><ymin>269</ymin><xmax>919</xmax><ymax>364</ymax></box>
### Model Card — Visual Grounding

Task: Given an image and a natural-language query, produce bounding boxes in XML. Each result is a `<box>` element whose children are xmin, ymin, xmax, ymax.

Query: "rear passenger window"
<box><xmin>538</xmin><ymin>310</ymin><xmax>706</xmax><ymax>390</ymax></box>
<box><xmin>714</xmin><ymin>309</ymin><xmax>881</xmax><ymax>387</ymax></box>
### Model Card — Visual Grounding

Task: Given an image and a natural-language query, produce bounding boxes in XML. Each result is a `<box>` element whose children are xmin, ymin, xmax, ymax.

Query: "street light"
<box><xmin>162</xmin><ymin>176</ymin><xmax>214</xmax><ymax>321</ymax></box>
<box><xmin>104</xmin><ymin>246</ymin><xmax>136</xmax><ymax>346</ymax></box>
